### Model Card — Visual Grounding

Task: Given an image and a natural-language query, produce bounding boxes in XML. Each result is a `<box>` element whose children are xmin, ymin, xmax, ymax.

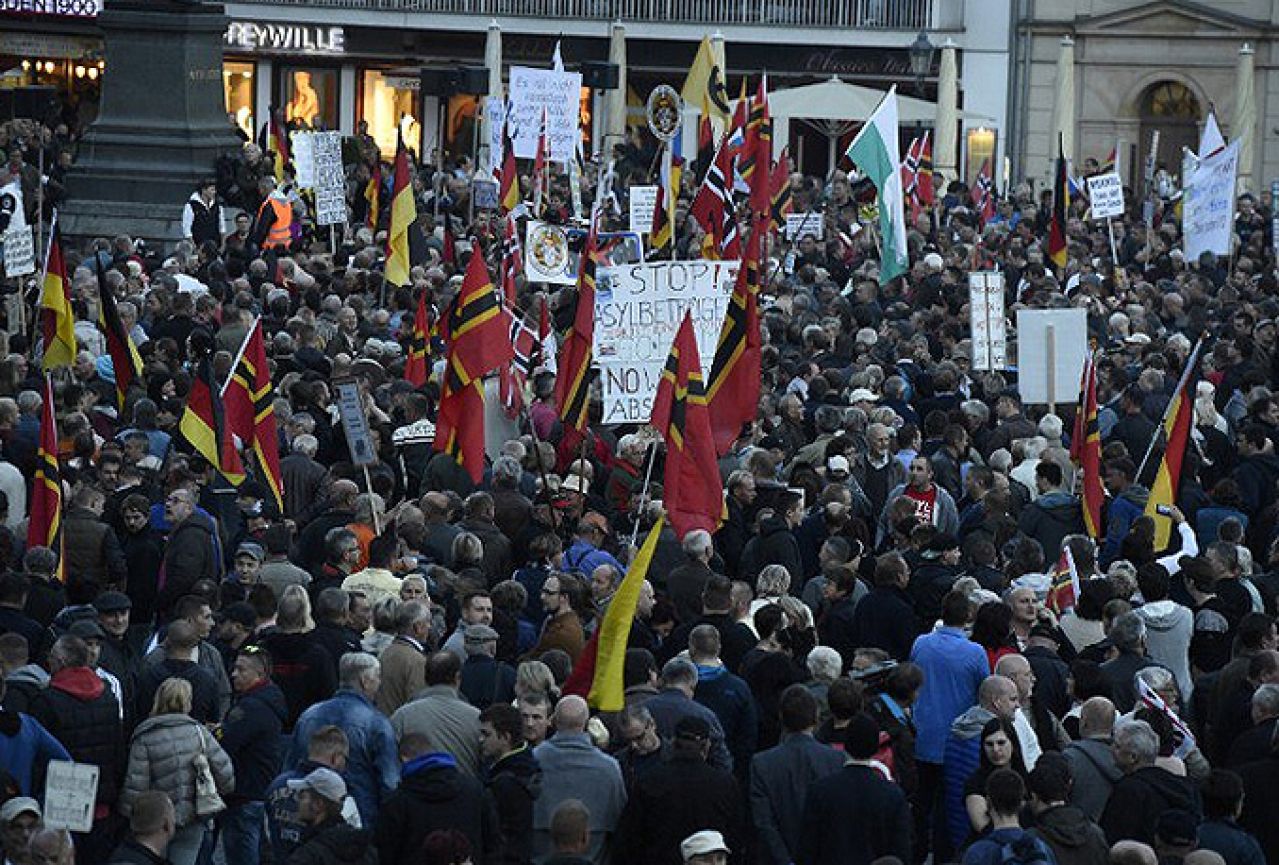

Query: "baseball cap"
<box><xmin>286</xmin><ymin>767</ymin><xmax>347</xmax><ymax>804</ymax></box>
<box><xmin>235</xmin><ymin>541</ymin><xmax>266</xmax><ymax>562</ymax></box>
<box><xmin>826</xmin><ymin>455</ymin><xmax>851</xmax><ymax>475</ymax></box>
<box><xmin>0</xmin><ymin>798</ymin><xmax>40</xmax><ymax>823</ymax></box>
<box><xmin>680</xmin><ymin>830</ymin><xmax>731</xmax><ymax>862</ymax></box>
<box><xmin>93</xmin><ymin>591</ymin><xmax>132</xmax><ymax>613</ymax></box>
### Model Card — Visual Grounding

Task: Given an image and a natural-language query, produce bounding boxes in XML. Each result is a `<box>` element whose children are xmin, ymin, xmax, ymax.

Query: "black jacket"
<box><xmin>119</xmin><ymin>525</ymin><xmax>163</xmax><ymax>626</ymax></box>
<box><xmin>849</xmin><ymin>585</ymin><xmax>920</xmax><ymax>662</ymax></box>
<box><xmin>63</xmin><ymin>505</ymin><xmax>128</xmax><ymax>589</ymax></box>
<box><xmin>1099</xmin><ymin>766</ymin><xmax>1201</xmax><ymax>845</ymax></box>
<box><xmin>1028</xmin><ymin>804</ymin><xmax>1109</xmax><ymax>865</ymax></box>
<box><xmin>1024</xmin><ymin>644</ymin><xmax>1072</xmax><ymax>720</ymax></box>
<box><xmin>485</xmin><ymin>745</ymin><xmax>541</xmax><ymax>865</ymax></box>
<box><xmin>1237</xmin><ymin>755</ymin><xmax>1279</xmax><ymax>864</ymax></box>
<box><xmin>158</xmin><ymin>514</ymin><xmax>219</xmax><ymax>617</ymax></box>
<box><xmin>661</xmin><ymin>613</ymin><xmax>758</xmax><ymax>673</ymax></box>
<box><xmin>460</xmin><ymin>655</ymin><xmax>516</xmax><ymax>710</ymax></box>
<box><xmin>749</xmin><ymin>734</ymin><xmax>846</xmax><ymax>865</ymax></box>
<box><xmin>738</xmin><ymin>515</ymin><xmax>803</xmax><ymax>585</ymax></box>
<box><xmin>796</xmin><ymin>764</ymin><xmax>912</xmax><ymax>865</ymax></box>
<box><xmin>256</xmin><ymin>631</ymin><xmax>338</xmax><ymax>731</ymax></box>
<box><xmin>136</xmin><ymin>658</ymin><xmax>221</xmax><ymax>724</ymax></box>
<box><xmin>107</xmin><ymin>838</ymin><xmax>170</xmax><ymax>865</ymax></box>
<box><xmin>30</xmin><ymin>667</ymin><xmax>126</xmax><ymax>806</ymax></box>
<box><xmin>818</xmin><ymin>596</ymin><xmax>859</xmax><ymax>670</ymax></box>
<box><xmin>615</xmin><ymin>753</ymin><xmax>744</xmax><ymax>865</ymax></box>
<box><xmin>287</xmin><ymin>817</ymin><xmax>377</xmax><ymax>865</ymax></box>
<box><xmin>375</xmin><ymin>753</ymin><xmax>500</xmax><ymax>865</ymax></box>
<box><xmin>219</xmin><ymin>681</ymin><xmax>287</xmax><ymax>802</ymax></box>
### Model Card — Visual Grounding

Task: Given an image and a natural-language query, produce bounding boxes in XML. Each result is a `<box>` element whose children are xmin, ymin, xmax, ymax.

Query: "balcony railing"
<box><xmin>231</xmin><ymin>0</ymin><xmax>937</xmax><ymax>30</ymax></box>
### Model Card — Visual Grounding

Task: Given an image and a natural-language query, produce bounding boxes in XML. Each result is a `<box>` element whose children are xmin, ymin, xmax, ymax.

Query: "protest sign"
<box><xmin>44</xmin><ymin>761</ymin><xmax>98</xmax><ymax>834</ymax></box>
<box><xmin>334</xmin><ymin>378</ymin><xmax>376</xmax><ymax>466</ymax></box>
<box><xmin>1086</xmin><ymin>173</ymin><xmax>1124</xmax><ymax>219</ymax></box>
<box><xmin>508</xmin><ymin>66</ymin><xmax>582</xmax><ymax>162</ymax></box>
<box><xmin>2</xmin><ymin>225</ymin><xmax>35</xmax><ymax>277</ymax></box>
<box><xmin>1184</xmin><ymin>139</ymin><xmax>1239</xmax><ymax>260</ymax></box>
<box><xmin>785</xmin><ymin>212</ymin><xmax>823</xmax><ymax>241</ymax></box>
<box><xmin>1016</xmin><ymin>309</ymin><xmax>1088</xmax><ymax>407</ymax></box>
<box><xmin>968</xmin><ymin>272</ymin><xmax>1006</xmax><ymax>371</ymax></box>
<box><xmin>473</xmin><ymin>178</ymin><xmax>499</xmax><ymax>210</ymax></box>
<box><xmin>486</xmin><ymin>96</ymin><xmax>504</xmax><ymax>162</ymax></box>
<box><xmin>526</xmin><ymin>222</ymin><xmax>643</xmax><ymax>285</ymax></box>
<box><xmin>628</xmin><ymin>186</ymin><xmax>658</xmax><ymax>235</ymax></box>
<box><xmin>594</xmin><ymin>259</ymin><xmax>738</xmax><ymax>424</ymax></box>
<box><xmin>291</xmin><ymin>132</ymin><xmax>316</xmax><ymax>188</ymax></box>
<box><xmin>312</xmin><ymin>131</ymin><xmax>346</xmax><ymax>226</ymax></box>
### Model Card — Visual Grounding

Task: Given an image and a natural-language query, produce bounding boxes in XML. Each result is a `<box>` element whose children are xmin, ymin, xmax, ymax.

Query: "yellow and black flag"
<box><xmin>40</xmin><ymin>222</ymin><xmax>76</xmax><ymax>371</ymax></box>
<box><xmin>180</xmin><ymin>355</ymin><xmax>245</xmax><ymax>485</ymax></box>
<box><xmin>385</xmin><ymin>137</ymin><xmax>417</xmax><ymax>287</ymax></box>
<box><xmin>96</xmin><ymin>259</ymin><xmax>143</xmax><ymax>411</ymax></box>
<box><xmin>27</xmin><ymin>374</ymin><xmax>63</xmax><ymax>581</ymax></box>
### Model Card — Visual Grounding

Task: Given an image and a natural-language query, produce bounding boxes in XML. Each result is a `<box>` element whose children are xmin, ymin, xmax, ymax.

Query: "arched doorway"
<box><xmin>1137</xmin><ymin>81</ymin><xmax>1201</xmax><ymax>184</ymax></box>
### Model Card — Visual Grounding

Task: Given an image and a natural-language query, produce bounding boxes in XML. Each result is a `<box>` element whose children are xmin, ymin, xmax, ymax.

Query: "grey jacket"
<box><xmin>1062</xmin><ymin>737</ymin><xmax>1122</xmax><ymax>822</ymax></box>
<box><xmin>120</xmin><ymin>713</ymin><xmax>235</xmax><ymax>827</ymax></box>
<box><xmin>532</xmin><ymin>732</ymin><xmax>627</xmax><ymax>865</ymax></box>
<box><xmin>877</xmin><ymin>483</ymin><xmax>960</xmax><ymax>545</ymax></box>
<box><xmin>389</xmin><ymin>685</ymin><xmax>481</xmax><ymax>777</ymax></box>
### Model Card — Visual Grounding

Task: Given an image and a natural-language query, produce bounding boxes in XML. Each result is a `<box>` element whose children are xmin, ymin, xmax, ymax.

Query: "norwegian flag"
<box><xmin>500</xmin><ymin>314</ymin><xmax>540</xmax><ymax>418</ymax></box>
<box><xmin>971</xmin><ymin>158</ymin><xmax>995</xmax><ymax>225</ymax></box>
<box><xmin>499</xmin><ymin>214</ymin><xmax>522</xmax><ymax>305</ymax></box>
<box><xmin>498</xmin><ymin>215</ymin><xmax>528</xmax><ymax>417</ymax></box>
<box><xmin>901</xmin><ymin>135</ymin><xmax>924</xmax><ymax>221</ymax></box>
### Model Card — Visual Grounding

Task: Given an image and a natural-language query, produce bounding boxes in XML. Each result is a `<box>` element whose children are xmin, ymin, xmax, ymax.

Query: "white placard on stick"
<box><xmin>785</xmin><ymin>212</ymin><xmax>823</xmax><ymax>241</ymax></box>
<box><xmin>968</xmin><ymin>272</ymin><xmax>1006</xmax><ymax>372</ymax></box>
<box><xmin>3</xmin><ymin>225</ymin><xmax>35</xmax><ymax>277</ymax></box>
<box><xmin>628</xmin><ymin>186</ymin><xmax>658</xmax><ymax>235</ymax></box>
<box><xmin>291</xmin><ymin>132</ymin><xmax>316</xmax><ymax>188</ymax></box>
<box><xmin>311</xmin><ymin>131</ymin><xmax>346</xmax><ymax>226</ymax></box>
<box><xmin>1087</xmin><ymin>172</ymin><xmax>1124</xmax><ymax>219</ymax></box>
<box><xmin>1015</xmin><ymin>309</ymin><xmax>1088</xmax><ymax>406</ymax></box>
<box><xmin>334</xmin><ymin>378</ymin><xmax>377</xmax><ymax>466</ymax></box>
<box><xmin>44</xmin><ymin>761</ymin><xmax>98</xmax><ymax>834</ymax></box>
<box><xmin>473</xmin><ymin>178</ymin><xmax>499</xmax><ymax>211</ymax></box>
<box><xmin>508</xmin><ymin>66</ymin><xmax>583</xmax><ymax>162</ymax></box>
<box><xmin>1184</xmin><ymin>139</ymin><xmax>1240</xmax><ymax>261</ymax></box>
<box><xmin>594</xmin><ymin>259</ymin><xmax>739</xmax><ymax>424</ymax></box>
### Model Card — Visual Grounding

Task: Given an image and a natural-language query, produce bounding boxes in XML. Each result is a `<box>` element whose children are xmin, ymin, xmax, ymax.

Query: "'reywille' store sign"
<box><xmin>225</xmin><ymin>22</ymin><xmax>346</xmax><ymax>55</ymax></box>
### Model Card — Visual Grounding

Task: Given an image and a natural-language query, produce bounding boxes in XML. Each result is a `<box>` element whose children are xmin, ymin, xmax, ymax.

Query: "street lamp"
<box><xmin>908</xmin><ymin>30</ymin><xmax>935</xmax><ymax>97</ymax></box>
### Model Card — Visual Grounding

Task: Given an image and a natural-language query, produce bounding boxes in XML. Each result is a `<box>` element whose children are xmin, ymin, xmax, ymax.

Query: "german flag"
<box><xmin>223</xmin><ymin>319</ymin><xmax>282</xmax><ymax>510</ymax></box>
<box><xmin>404</xmin><ymin>287</ymin><xmax>430</xmax><ymax>387</ymax></box>
<box><xmin>743</xmin><ymin>76</ymin><xmax>772</xmax><ymax>217</ymax></box>
<box><xmin>651</xmin><ymin>312</ymin><xmax>723</xmax><ymax>539</ymax></box>
<box><xmin>1145</xmin><ymin>338</ymin><xmax>1204</xmax><ymax>550</ymax></box>
<box><xmin>385</xmin><ymin>137</ymin><xmax>416</xmax><ymax>287</ymax></box>
<box><xmin>769</xmin><ymin>147</ymin><xmax>793</xmax><ymax>233</ymax></box>
<box><xmin>433</xmin><ymin>251</ymin><xmax>514</xmax><ymax>483</ymax></box>
<box><xmin>706</xmin><ymin>216</ymin><xmax>764</xmax><ymax>455</ymax></box>
<box><xmin>650</xmin><ymin>148</ymin><xmax>683</xmax><ymax>254</ymax></box>
<box><xmin>1048</xmin><ymin>136</ymin><xmax>1069</xmax><ymax>272</ymax></box>
<box><xmin>364</xmin><ymin>162</ymin><xmax>381</xmax><ymax>231</ymax></box>
<box><xmin>1071</xmin><ymin>352</ymin><xmax>1104</xmax><ymax>538</ymax></box>
<box><xmin>554</xmin><ymin>226</ymin><xmax>598</xmax><ymax>441</ymax></box>
<box><xmin>40</xmin><ymin>223</ymin><xmax>76</xmax><ymax>371</ymax></box>
<box><xmin>498</xmin><ymin>113</ymin><xmax>522</xmax><ymax>216</ymax></box>
<box><xmin>27</xmin><ymin>374</ymin><xmax>63</xmax><ymax>581</ymax></box>
<box><xmin>258</xmin><ymin>109</ymin><xmax>291</xmax><ymax>185</ymax></box>
<box><xmin>95</xmin><ymin>258</ymin><xmax>142</xmax><ymax>411</ymax></box>
<box><xmin>180</xmin><ymin>355</ymin><xmax>245</xmax><ymax>485</ymax></box>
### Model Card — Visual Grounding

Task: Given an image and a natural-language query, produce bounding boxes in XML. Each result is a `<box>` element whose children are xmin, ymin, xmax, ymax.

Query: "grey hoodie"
<box><xmin>1136</xmin><ymin>600</ymin><xmax>1194</xmax><ymax>700</ymax></box>
<box><xmin>1062</xmin><ymin>737</ymin><xmax>1121</xmax><ymax>821</ymax></box>
<box><xmin>950</xmin><ymin>704</ymin><xmax>995</xmax><ymax>739</ymax></box>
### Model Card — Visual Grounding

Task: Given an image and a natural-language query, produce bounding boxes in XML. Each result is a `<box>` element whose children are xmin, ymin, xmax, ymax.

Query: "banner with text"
<box><xmin>1184</xmin><ymin>140</ymin><xmax>1239</xmax><ymax>260</ymax></box>
<box><xmin>508</xmin><ymin>67</ymin><xmax>583</xmax><ymax>162</ymax></box>
<box><xmin>1086</xmin><ymin>172</ymin><xmax>1124</xmax><ymax>219</ymax></box>
<box><xmin>311</xmin><ymin>131</ymin><xmax>346</xmax><ymax>226</ymax></box>
<box><xmin>595</xmin><ymin>259</ymin><xmax>738</xmax><ymax>424</ymax></box>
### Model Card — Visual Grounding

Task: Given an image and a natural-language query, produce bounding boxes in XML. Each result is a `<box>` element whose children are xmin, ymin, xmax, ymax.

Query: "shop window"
<box><xmin>360</xmin><ymin>70</ymin><xmax>420</xmax><ymax>159</ymax></box>
<box><xmin>281</xmin><ymin>66</ymin><xmax>337</xmax><ymax>130</ymax></box>
<box><xmin>224</xmin><ymin>61</ymin><xmax>255</xmax><ymax>139</ymax></box>
<box><xmin>965</xmin><ymin>127</ymin><xmax>997</xmax><ymax>188</ymax></box>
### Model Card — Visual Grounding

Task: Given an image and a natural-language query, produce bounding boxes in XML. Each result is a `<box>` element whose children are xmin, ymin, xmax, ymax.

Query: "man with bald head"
<box><xmin>532</xmin><ymin>695</ymin><xmax>627</xmax><ymax>864</ymax></box>
<box><xmin>1109</xmin><ymin>840</ymin><xmax>1158</xmax><ymax>865</ymax></box>
<box><xmin>419</xmin><ymin>491</ymin><xmax>462</xmax><ymax>567</ymax></box>
<box><xmin>1064</xmin><ymin>696</ymin><xmax>1122</xmax><ymax>821</ymax></box>
<box><xmin>941</xmin><ymin>675</ymin><xmax>1019</xmax><ymax>850</ymax></box>
<box><xmin>296</xmin><ymin>479</ymin><xmax>362</xmax><ymax>572</ymax></box>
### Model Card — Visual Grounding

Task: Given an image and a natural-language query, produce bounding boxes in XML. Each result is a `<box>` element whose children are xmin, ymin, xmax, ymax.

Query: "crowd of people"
<box><xmin>0</xmin><ymin>97</ymin><xmax>1277</xmax><ymax>865</ymax></box>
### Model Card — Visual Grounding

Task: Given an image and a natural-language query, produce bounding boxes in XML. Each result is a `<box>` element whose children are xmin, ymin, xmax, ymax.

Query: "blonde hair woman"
<box><xmin>119</xmin><ymin>678</ymin><xmax>234</xmax><ymax>865</ymax></box>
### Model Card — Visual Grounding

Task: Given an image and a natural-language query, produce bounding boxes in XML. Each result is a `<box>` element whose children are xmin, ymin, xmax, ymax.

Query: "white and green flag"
<box><xmin>845</xmin><ymin>86</ymin><xmax>908</xmax><ymax>284</ymax></box>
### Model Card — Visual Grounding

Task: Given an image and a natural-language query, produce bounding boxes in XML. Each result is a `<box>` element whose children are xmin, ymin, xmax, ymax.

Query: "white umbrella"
<box><xmin>483</xmin><ymin>19</ymin><xmax>502</xmax><ymax>174</ymax></box>
<box><xmin>1051</xmin><ymin>36</ymin><xmax>1075</xmax><ymax>167</ymax></box>
<box><xmin>1234</xmin><ymin>43</ymin><xmax>1256</xmax><ymax>193</ymax></box>
<box><xmin>605</xmin><ymin>22</ymin><xmax>627</xmax><ymax>157</ymax></box>
<box><xmin>935</xmin><ymin>40</ymin><xmax>958</xmax><ymax>182</ymax></box>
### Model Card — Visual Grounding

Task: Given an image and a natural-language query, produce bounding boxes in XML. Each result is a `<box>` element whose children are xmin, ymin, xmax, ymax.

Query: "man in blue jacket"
<box><xmin>909</xmin><ymin>589</ymin><xmax>989</xmax><ymax>863</ymax></box>
<box><xmin>961</xmin><ymin>769</ymin><xmax>1055</xmax><ymax>865</ymax></box>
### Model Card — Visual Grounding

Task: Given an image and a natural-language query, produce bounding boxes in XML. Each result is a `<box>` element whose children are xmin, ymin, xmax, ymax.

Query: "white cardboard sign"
<box><xmin>1086</xmin><ymin>172</ymin><xmax>1124</xmax><ymax>219</ymax></box>
<box><xmin>968</xmin><ymin>272</ymin><xmax>1006</xmax><ymax>371</ymax></box>
<box><xmin>508</xmin><ymin>66</ymin><xmax>583</xmax><ymax>162</ymax></box>
<box><xmin>1015</xmin><ymin>309</ymin><xmax>1088</xmax><ymax>405</ymax></box>
<box><xmin>628</xmin><ymin>186</ymin><xmax>658</xmax><ymax>235</ymax></box>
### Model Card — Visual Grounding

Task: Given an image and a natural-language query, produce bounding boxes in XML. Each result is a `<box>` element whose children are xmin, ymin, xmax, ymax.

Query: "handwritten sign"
<box><xmin>595</xmin><ymin>260</ymin><xmax>738</xmax><ymax>423</ymax></box>
<box><xmin>44</xmin><ymin>761</ymin><xmax>98</xmax><ymax>834</ymax></box>
<box><xmin>968</xmin><ymin>272</ymin><xmax>1006</xmax><ymax>371</ymax></box>
<box><xmin>1184</xmin><ymin>140</ymin><xmax>1239</xmax><ymax>261</ymax></box>
<box><xmin>334</xmin><ymin>379</ymin><xmax>376</xmax><ymax>466</ymax></box>
<box><xmin>2</xmin><ymin>225</ymin><xmax>35</xmax><ymax>277</ymax></box>
<box><xmin>291</xmin><ymin>132</ymin><xmax>316</xmax><ymax>188</ymax></box>
<box><xmin>628</xmin><ymin>186</ymin><xmax>658</xmax><ymax>235</ymax></box>
<box><xmin>508</xmin><ymin>66</ymin><xmax>582</xmax><ymax>162</ymax></box>
<box><xmin>311</xmin><ymin>131</ymin><xmax>346</xmax><ymax>226</ymax></box>
<box><xmin>1086</xmin><ymin>172</ymin><xmax>1124</xmax><ymax>219</ymax></box>
<box><xmin>785</xmin><ymin>211</ymin><xmax>823</xmax><ymax>241</ymax></box>
<box><xmin>473</xmin><ymin>178</ymin><xmax>499</xmax><ymax>210</ymax></box>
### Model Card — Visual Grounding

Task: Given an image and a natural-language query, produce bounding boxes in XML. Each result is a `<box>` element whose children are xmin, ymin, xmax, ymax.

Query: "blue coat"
<box><xmin>910</xmin><ymin>628</ymin><xmax>989</xmax><ymax>764</ymax></box>
<box><xmin>961</xmin><ymin>827</ymin><xmax>1057</xmax><ymax>865</ymax></box>
<box><xmin>943</xmin><ymin>705</ymin><xmax>996</xmax><ymax>848</ymax></box>
<box><xmin>694</xmin><ymin>665</ymin><xmax>758</xmax><ymax>779</ymax></box>
<box><xmin>0</xmin><ymin>709</ymin><xmax>70</xmax><ymax>795</ymax></box>
<box><xmin>750</xmin><ymin>734</ymin><xmax>846</xmax><ymax>865</ymax></box>
<box><xmin>796</xmin><ymin>764</ymin><xmax>912</xmax><ymax>865</ymax></box>
<box><xmin>286</xmin><ymin>689</ymin><xmax>400</xmax><ymax>826</ymax></box>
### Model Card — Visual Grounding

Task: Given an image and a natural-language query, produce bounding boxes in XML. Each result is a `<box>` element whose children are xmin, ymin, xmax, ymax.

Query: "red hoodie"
<box><xmin>50</xmin><ymin>666</ymin><xmax>105</xmax><ymax>702</ymax></box>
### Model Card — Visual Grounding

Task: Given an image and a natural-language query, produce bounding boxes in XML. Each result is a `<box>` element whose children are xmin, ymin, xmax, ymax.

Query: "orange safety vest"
<box><xmin>257</xmin><ymin>196</ymin><xmax>293</xmax><ymax>249</ymax></box>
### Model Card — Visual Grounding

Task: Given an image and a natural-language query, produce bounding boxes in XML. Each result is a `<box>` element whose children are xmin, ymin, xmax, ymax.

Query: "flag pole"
<box><xmin>1135</xmin><ymin>333</ymin><xmax>1205</xmax><ymax>482</ymax></box>
<box><xmin>220</xmin><ymin>315</ymin><xmax>261</xmax><ymax>398</ymax></box>
<box><xmin>629</xmin><ymin>439</ymin><xmax>659</xmax><ymax>549</ymax></box>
